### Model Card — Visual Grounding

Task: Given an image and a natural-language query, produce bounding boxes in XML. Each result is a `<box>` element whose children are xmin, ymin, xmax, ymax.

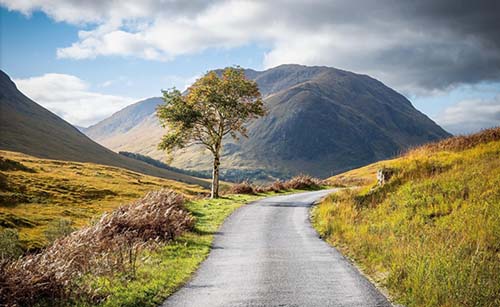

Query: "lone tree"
<box><xmin>157</xmin><ymin>67</ymin><xmax>265</xmax><ymax>198</ymax></box>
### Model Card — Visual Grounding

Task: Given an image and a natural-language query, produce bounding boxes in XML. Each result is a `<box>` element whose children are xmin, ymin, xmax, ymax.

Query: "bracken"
<box><xmin>0</xmin><ymin>189</ymin><xmax>194</xmax><ymax>306</ymax></box>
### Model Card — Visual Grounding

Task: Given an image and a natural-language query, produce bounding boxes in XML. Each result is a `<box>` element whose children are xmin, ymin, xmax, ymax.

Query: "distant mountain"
<box><xmin>0</xmin><ymin>70</ymin><xmax>208</xmax><ymax>188</ymax></box>
<box><xmin>84</xmin><ymin>64</ymin><xmax>451</xmax><ymax>179</ymax></box>
<box><xmin>84</xmin><ymin>97</ymin><xmax>166</xmax><ymax>160</ymax></box>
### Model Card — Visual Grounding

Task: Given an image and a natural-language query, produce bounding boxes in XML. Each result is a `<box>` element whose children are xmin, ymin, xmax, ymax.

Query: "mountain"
<box><xmin>0</xmin><ymin>70</ymin><xmax>208</xmax><ymax>188</ymax></box>
<box><xmin>85</xmin><ymin>97</ymin><xmax>166</xmax><ymax>160</ymax></box>
<box><xmin>84</xmin><ymin>64</ymin><xmax>451</xmax><ymax>179</ymax></box>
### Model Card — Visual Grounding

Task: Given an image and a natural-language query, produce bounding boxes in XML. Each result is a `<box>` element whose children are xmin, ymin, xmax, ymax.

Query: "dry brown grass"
<box><xmin>228</xmin><ymin>175</ymin><xmax>324</xmax><ymax>195</ymax></box>
<box><xmin>0</xmin><ymin>189</ymin><xmax>194</xmax><ymax>306</ymax></box>
<box><xmin>283</xmin><ymin>175</ymin><xmax>323</xmax><ymax>190</ymax></box>
<box><xmin>266</xmin><ymin>180</ymin><xmax>286</xmax><ymax>192</ymax></box>
<box><xmin>411</xmin><ymin>126</ymin><xmax>500</xmax><ymax>153</ymax></box>
<box><xmin>229</xmin><ymin>181</ymin><xmax>255</xmax><ymax>195</ymax></box>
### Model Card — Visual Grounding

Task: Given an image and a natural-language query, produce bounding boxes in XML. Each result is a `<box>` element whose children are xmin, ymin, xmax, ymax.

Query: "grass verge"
<box><xmin>312</xmin><ymin>128</ymin><xmax>500</xmax><ymax>307</ymax></box>
<box><xmin>82</xmin><ymin>190</ymin><xmax>309</xmax><ymax>307</ymax></box>
<box><xmin>86</xmin><ymin>193</ymin><xmax>260</xmax><ymax>306</ymax></box>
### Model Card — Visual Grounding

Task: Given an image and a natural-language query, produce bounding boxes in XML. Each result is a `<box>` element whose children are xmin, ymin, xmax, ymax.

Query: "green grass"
<box><xmin>0</xmin><ymin>150</ymin><xmax>207</xmax><ymax>250</ymax></box>
<box><xmin>78</xmin><ymin>192</ymin><xmax>283</xmax><ymax>307</ymax></box>
<box><xmin>1</xmin><ymin>150</ymin><xmax>327</xmax><ymax>306</ymax></box>
<box><xmin>313</xmin><ymin>131</ymin><xmax>500</xmax><ymax>307</ymax></box>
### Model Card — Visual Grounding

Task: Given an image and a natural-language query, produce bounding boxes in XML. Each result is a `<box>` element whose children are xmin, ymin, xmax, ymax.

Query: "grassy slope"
<box><xmin>312</xmin><ymin>128</ymin><xmax>500</xmax><ymax>307</ymax></box>
<box><xmin>0</xmin><ymin>71</ymin><xmax>208</xmax><ymax>188</ymax></box>
<box><xmin>0</xmin><ymin>150</ymin><xmax>207</xmax><ymax>250</ymax></box>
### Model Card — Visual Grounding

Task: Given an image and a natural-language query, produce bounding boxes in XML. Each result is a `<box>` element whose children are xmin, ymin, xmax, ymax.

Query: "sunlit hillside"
<box><xmin>0</xmin><ymin>150</ymin><xmax>207</xmax><ymax>250</ymax></box>
<box><xmin>313</xmin><ymin>127</ymin><xmax>500</xmax><ymax>307</ymax></box>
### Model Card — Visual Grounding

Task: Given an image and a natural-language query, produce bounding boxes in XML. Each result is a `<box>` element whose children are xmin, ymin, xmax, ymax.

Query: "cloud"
<box><xmin>436</xmin><ymin>96</ymin><xmax>500</xmax><ymax>134</ymax></box>
<box><xmin>14</xmin><ymin>73</ymin><xmax>135</xmax><ymax>127</ymax></box>
<box><xmin>2</xmin><ymin>0</ymin><xmax>500</xmax><ymax>94</ymax></box>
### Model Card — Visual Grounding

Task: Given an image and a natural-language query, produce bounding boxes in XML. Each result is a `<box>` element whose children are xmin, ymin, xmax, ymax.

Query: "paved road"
<box><xmin>162</xmin><ymin>190</ymin><xmax>392</xmax><ymax>307</ymax></box>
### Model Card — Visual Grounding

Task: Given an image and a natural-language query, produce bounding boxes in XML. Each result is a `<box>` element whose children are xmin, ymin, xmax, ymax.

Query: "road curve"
<box><xmin>162</xmin><ymin>189</ymin><xmax>392</xmax><ymax>307</ymax></box>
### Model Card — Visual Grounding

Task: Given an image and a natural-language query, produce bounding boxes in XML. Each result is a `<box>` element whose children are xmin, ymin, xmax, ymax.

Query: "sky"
<box><xmin>1</xmin><ymin>0</ymin><xmax>499</xmax><ymax>133</ymax></box>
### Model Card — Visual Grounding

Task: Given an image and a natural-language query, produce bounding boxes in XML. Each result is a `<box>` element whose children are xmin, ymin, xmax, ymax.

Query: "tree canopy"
<box><xmin>157</xmin><ymin>67</ymin><xmax>265</xmax><ymax>198</ymax></box>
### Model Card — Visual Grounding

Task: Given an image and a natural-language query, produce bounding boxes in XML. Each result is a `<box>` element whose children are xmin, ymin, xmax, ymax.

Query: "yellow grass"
<box><xmin>313</xmin><ymin>128</ymin><xmax>500</xmax><ymax>307</ymax></box>
<box><xmin>0</xmin><ymin>150</ymin><xmax>207</xmax><ymax>250</ymax></box>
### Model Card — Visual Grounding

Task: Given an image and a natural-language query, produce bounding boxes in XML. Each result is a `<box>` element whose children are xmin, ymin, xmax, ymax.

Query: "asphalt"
<box><xmin>162</xmin><ymin>189</ymin><xmax>393</xmax><ymax>307</ymax></box>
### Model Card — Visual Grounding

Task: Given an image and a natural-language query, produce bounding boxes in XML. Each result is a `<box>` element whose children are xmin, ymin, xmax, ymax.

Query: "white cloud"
<box><xmin>14</xmin><ymin>73</ymin><xmax>136</xmax><ymax>127</ymax></box>
<box><xmin>2</xmin><ymin>1</ymin><xmax>500</xmax><ymax>95</ymax></box>
<box><xmin>436</xmin><ymin>96</ymin><xmax>500</xmax><ymax>134</ymax></box>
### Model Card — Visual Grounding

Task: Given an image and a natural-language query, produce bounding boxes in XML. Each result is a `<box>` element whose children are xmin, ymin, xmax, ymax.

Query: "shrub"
<box><xmin>226</xmin><ymin>175</ymin><xmax>326</xmax><ymax>195</ymax></box>
<box><xmin>229</xmin><ymin>181</ymin><xmax>255</xmax><ymax>194</ymax></box>
<box><xmin>284</xmin><ymin>175</ymin><xmax>323</xmax><ymax>190</ymax></box>
<box><xmin>253</xmin><ymin>185</ymin><xmax>267</xmax><ymax>193</ymax></box>
<box><xmin>268</xmin><ymin>180</ymin><xmax>286</xmax><ymax>192</ymax></box>
<box><xmin>0</xmin><ymin>189</ymin><xmax>194</xmax><ymax>306</ymax></box>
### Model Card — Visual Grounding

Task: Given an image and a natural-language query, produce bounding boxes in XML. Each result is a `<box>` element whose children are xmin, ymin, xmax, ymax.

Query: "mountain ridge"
<box><xmin>84</xmin><ymin>64</ymin><xmax>451</xmax><ymax>179</ymax></box>
<box><xmin>0</xmin><ymin>70</ymin><xmax>209</xmax><ymax>188</ymax></box>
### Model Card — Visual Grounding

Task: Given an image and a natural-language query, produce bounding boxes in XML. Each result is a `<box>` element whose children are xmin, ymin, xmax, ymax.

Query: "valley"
<box><xmin>84</xmin><ymin>65</ymin><xmax>450</xmax><ymax>180</ymax></box>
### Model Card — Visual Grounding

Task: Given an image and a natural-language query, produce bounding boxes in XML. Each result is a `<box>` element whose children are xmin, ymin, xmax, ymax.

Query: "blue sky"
<box><xmin>1</xmin><ymin>8</ymin><xmax>267</xmax><ymax>98</ymax></box>
<box><xmin>1</xmin><ymin>1</ymin><xmax>499</xmax><ymax>132</ymax></box>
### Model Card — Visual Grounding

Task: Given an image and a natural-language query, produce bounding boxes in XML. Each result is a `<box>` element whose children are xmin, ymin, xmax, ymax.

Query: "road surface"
<box><xmin>162</xmin><ymin>189</ymin><xmax>392</xmax><ymax>307</ymax></box>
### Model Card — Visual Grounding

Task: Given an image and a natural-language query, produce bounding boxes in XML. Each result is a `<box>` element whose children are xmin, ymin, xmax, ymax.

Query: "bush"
<box><xmin>227</xmin><ymin>176</ymin><xmax>325</xmax><ymax>195</ymax></box>
<box><xmin>284</xmin><ymin>175</ymin><xmax>323</xmax><ymax>190</ymax></box>
<box><xmin>0</xmin><ymin>189</ymin><xmax>194</xmax><ymax>306</ymax></box>
<box><xmin>229</xmin><ymin>181</ymin><xmax>255</xmax><ymax>194</ymax></box>
<box><xmin>268</xmin><ymin>180</ymin><xmax>286</xmax><ymax>192</ymax></box>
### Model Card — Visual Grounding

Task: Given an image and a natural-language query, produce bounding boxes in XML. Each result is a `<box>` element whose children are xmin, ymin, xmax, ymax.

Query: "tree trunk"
<box><xmin>211</xmin><ymin>153</ymin><xmax>220</xmax><ymax>199</ymax></box>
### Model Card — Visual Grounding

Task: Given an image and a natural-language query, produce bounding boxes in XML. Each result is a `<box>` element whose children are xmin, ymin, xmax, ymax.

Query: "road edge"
<box><xmin>308</xmin><ymin>191</ymin><xmax>400</xmax><ymax>307</ymax></box>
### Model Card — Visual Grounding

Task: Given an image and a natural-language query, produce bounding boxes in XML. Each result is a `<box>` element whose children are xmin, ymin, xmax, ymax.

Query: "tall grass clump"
<box><xmin>313</xmin><ymin>128</ymin><xmax>500</xmax><ymax>307</ymax></box>
<box><xmin>0</xmin><ymin>189</ymin><xmax>194</xmax><ymax>306</ymax></box>
<box><xmin>229</xmin><ymin>181</ymin><xmax>255</xmax><ymax>194</ymax></box>
<box><xmin>228</xmin><ymin>175</ymin><xmax>325</xmax><ymax>195</ymax></box>
<box><xmin>283</xmin><ymin>175</ymin><xmax>323</xmax><ymax>190</ymax></box>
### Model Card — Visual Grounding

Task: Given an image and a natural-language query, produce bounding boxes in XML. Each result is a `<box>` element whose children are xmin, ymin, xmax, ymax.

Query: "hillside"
<box><xmin>313</xmin><ymin>127</ymin><xmax>500</xmax><ymax>307</ymax></box>
<box><xmin>84</xmin><ymin>64</ymin><xmax>450</xmax><ymax>179</ymax></box>
<box><xmin>0</xmin><ymin>150</ymin><xmax>207</xmax><ymax>250</ymax></box>
<box><xmin>0</xmin><ymin>70</ymin><xmax>208</xmax><ymax>188</ymax></box>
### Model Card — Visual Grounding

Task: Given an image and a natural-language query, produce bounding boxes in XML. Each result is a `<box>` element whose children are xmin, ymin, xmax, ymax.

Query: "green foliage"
<box><xmin>157</xmin><ymin>67</ymin><xmax>264</xmax><ymax>154</ymax></box>
<box><xmin>44</xmin><ymin>219</ymin><xmax>75</xmax><ymax>243</ymax></box>
<box><xmin>157</xmin><ymin>67</ymin><xmax>265</xmax><ymax>198</ymax></box>
<box><xmin>0</xmin><ymin>228</ymin><xmax>23</xmax><ymax>260</ymax></box>
<box><xmin>313</xmin><ymin>137</ymin><xmax>500</xmax><ymax>307</ymax></box>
